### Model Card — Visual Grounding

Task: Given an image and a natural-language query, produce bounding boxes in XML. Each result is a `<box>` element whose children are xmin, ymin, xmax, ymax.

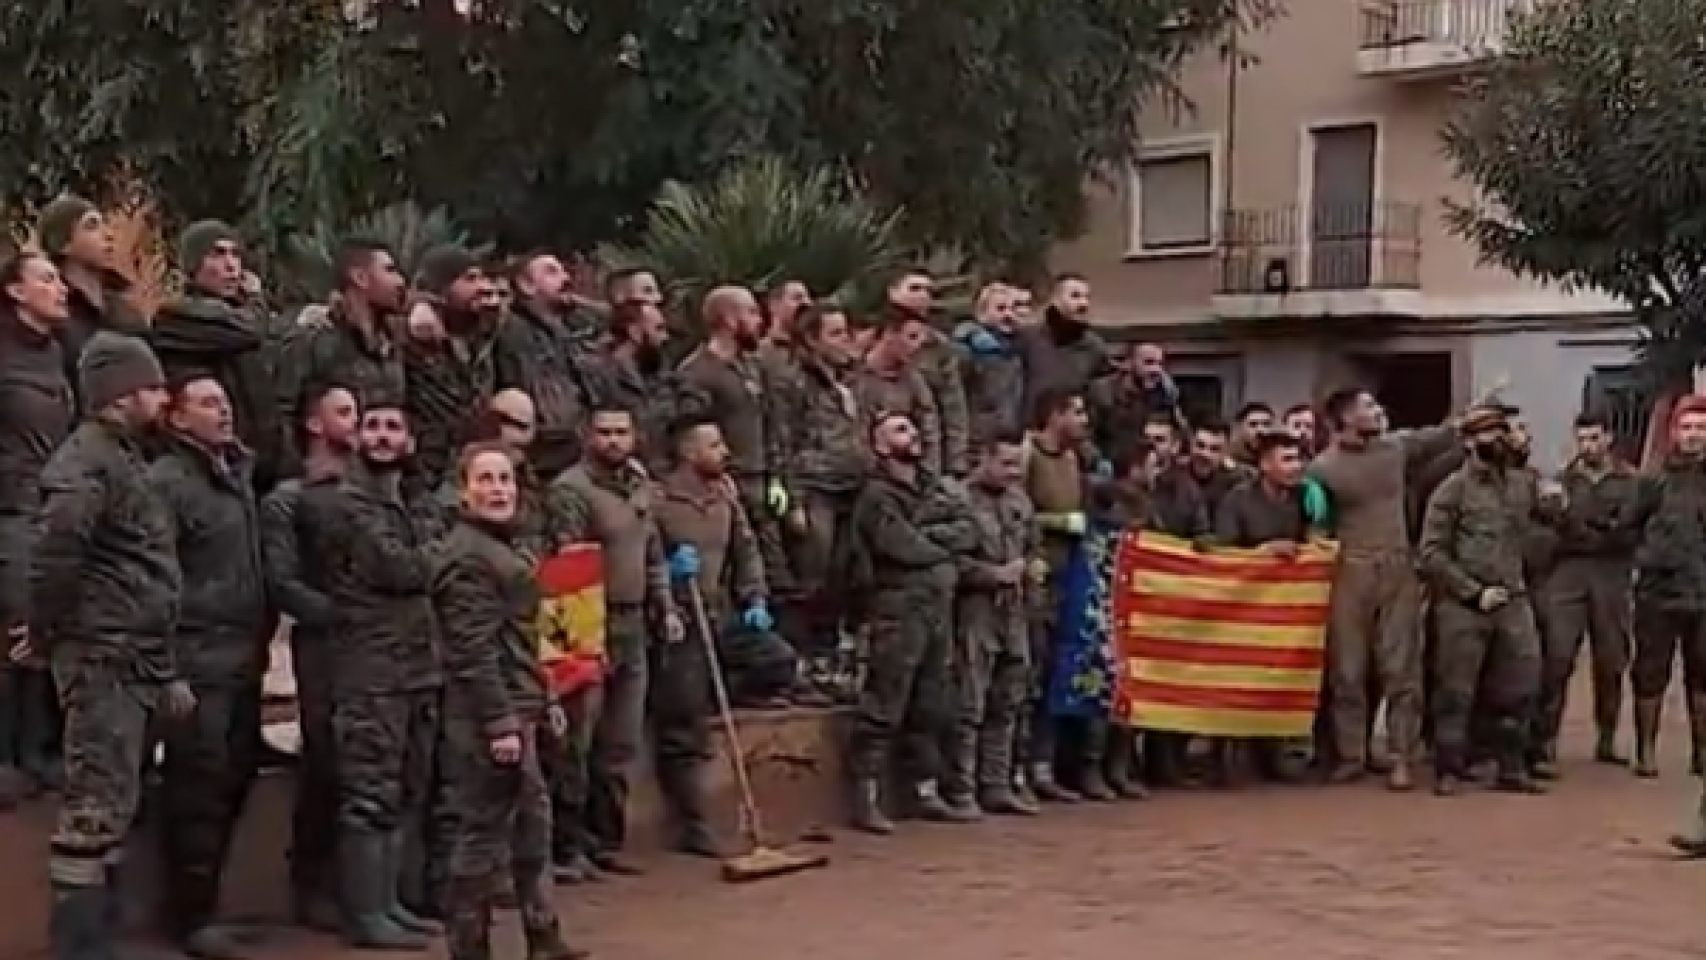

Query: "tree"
<box><xmin>1441</xmin><ymin>0</ymin><xmax>1706</xmax><ymax>387</ymax></box>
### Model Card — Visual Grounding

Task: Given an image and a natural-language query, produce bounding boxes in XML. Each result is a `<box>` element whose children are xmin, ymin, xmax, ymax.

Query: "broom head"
<box><xmin>720</xmin><ymin>844</ymin><xmax>829</xmax><ymax>884</ymax></box>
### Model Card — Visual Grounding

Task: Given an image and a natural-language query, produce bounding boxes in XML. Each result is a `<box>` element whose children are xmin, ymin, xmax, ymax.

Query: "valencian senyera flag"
<box><xmin>1047</xmin><ymin>524</ymin><xmax>1123</xmax><ymax>718</ymax></box>
<box><xmin>1111</xmin><ymin>532</ymin><xmax>1335</xmax><ymax>738</ymax></box>
<box><xmin>535</xmin><ymin>544</ymin><xmax>608</xmax><ymax>697</ymax></box>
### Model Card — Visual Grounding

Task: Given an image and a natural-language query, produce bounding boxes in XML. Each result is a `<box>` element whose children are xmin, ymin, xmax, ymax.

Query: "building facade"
<box><xmin>1052</xmin><ymin>0</ymin><xmax>1645</xmax><ymax>464</ymax></box>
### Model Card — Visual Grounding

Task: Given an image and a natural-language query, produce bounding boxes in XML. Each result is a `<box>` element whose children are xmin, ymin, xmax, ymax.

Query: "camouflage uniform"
<box><xmin>1627</xmin><ymin>456</ymin><xmax>1706</xmax><ymax>775</ymax></box>
<box><xmin>916</xmin><ymin>328</ymin><xmax>970</xmax><ymax>477</ymax></box>
<box><xmin>403</xmin><ymin>328</ymin><xmax>499</xmax><ymax>489</ymax></box>
<box><xmin>0</xmin><ymin>313</ymin><xmax>75</xmax><ymax>798</ymax></box>
<box><xmin>1417</xmin><ymin>461</ymin><xmax>1544</xmax><ymax>787</ymax></box>
<box><xmin>274</xmin><ymin>304</ymin><xmax>407</xmax><ymax>473</ymax></box>
<box><xmin>1085</xmin><ymin>372</ymin><xmax>1186</xmax><ymax>467</ymax></box>
<box><xmin>946</xmin><ymin>479</ymin><xmax>1036</xmax><ymax>811</ymax></box>
<box><xmin>146</xmin><ymin>436</ymin><xmax>272</xmax><ymax>941</ymax></box>
<box><xmin>545</xmin><ymin>461</ymin><xmax>675</xmax><ymax>860</ymax></box>
<box><xmin>772</xmin><ymin>356</ymin><xmax>869</xmax><ymax>662</ymax></box>
<box><xmin>650</xmin><ymin>470</ymin><xmax>768</xmax><ymax>849</ymax></box>
<box><xmin>297</xmin><ymin>461</ymin><xmax>443</xmax><ymax>943</ymax></box>
<box><xmin>854</xmin><ymin>363</ymin><xmax>943</xmax><ymax>477</ymax></box>
<box><xmin>30</xmin><ymin>415</ymin><xmax>180</xmax><ymax>949</ymax></box>
<box><xmin>844</xmin><ymin>468</ymin><xmax>975</xmax><ymax>830</ymax></box>
<box><xmin>433</xmin><ymin>518</ymin><xmax>574</xmax><ymax>960</ymax></box>
<box><xmin>951</xmin><ymin>321</ymin><xmax>1026</xmax><ymax>440</ymax></box>
<box><xmin>1535</xmin><ymin>460</ymin><xmax>1637</xmax><ymax>759</ymax></box>
<box><xmin>260</xmin><ymin>473</ymin><xmax>343</xmax><ymax>921</ymax></box>
<box><xmin>495</xmin><ymin>303</ymin><xmax>608</xmax><ymax>479</ymax></box>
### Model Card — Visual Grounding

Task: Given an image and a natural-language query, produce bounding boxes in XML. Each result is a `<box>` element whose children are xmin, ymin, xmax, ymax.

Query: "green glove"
<box><xmin>1301</xmin><ymin>477</ymin><xmax>1330</xmax><ymax>527</ymax></box>
<box><xmin>1041</xmin><ymin>511</ymin><xmax>1088</xmax><ymax>536</ymax></box>
<box><xmin>766</xmin><ymin>479</ymin><xmax>790</xmax><ymax>517</ymax></box>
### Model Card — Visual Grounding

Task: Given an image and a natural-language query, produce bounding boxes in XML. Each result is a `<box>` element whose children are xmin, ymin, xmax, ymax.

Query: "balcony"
<box><xmin>1212</xmin><ymin>200</ymin><xmax>1423</xmax><ymax>320</ymax></box>
<box><xmin>1357</xmin><ymin>0</ymin><xmax>1535</xmax><ymax>81</ymax></box>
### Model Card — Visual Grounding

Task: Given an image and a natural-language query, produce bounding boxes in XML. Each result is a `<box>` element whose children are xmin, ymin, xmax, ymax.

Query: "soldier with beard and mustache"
<box><xmin>953</xmin><ymin>283</ymin><xmax>1028</xmax><ymax>441</ymax></box>
<box><xmin>773</xmin><ymin>305</ymin><xmax>869</xmax><ymax>686</ymax></box>
<box><xmin>276</xmin><ymin>239</ymin><xmax>410</xmax><ymax>474</ymax></box>
<box><xmin>261</xmin><ymin>382</ymin><xmax>360</xmax><ymax>932</ymax></box>
<box><xmin>674</xmin><ymin>287</ymin><xmax>791</xmax><ymax>634</ymax></box>
<box><xmin>602</xmin><ymin>300</ymin><xmax>672</xmax><ymax>467</ymax></box>
<box><xmin>297</xmin><ymin>396</ymin><xmax>443</xmax><ymax>950</ymax></box>
<box><xmin>887</xmin><ymin>270</ymin><xmax>970</xmax><ymax>478</ymax></box>
<box><xmin>759</xmin><ymin>280</ymin><xmax>812</xmax><ymax>382</ymax></box>
<box><xmin>401</xmin><ymin>246</ymin><xmax>503</xmax><ymax>488</ymax></box>
<box><xmin>499</xmin><ymin>254</ymin><xmax>611</xmax><ymax>478</ymax></box>
<box><xmin>1015</xmin><ymin>273</ymin><xmax>1111</xmax><ymax>420</ymax></box>
<box><xmin>853</xmin><ymin>308</ymin><xmax>941</xmax><ymax>475</ymax></box>
<box><xmin>150</xmin><ymin>221</ymin><xmax>286</xmax><ymax>494</ymax></box>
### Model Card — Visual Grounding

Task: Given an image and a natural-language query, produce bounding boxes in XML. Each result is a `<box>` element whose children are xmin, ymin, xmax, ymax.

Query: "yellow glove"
<box><xmin>766</xmin><ymin>479</ymin><xmax>790</xmax><ymax>517</ymax></box>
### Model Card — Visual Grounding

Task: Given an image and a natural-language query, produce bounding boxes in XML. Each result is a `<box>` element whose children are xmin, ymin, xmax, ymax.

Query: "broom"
<box><xmin>683</xmin><ymin>578</ymin><xmax>830</xmax><ymax>883</ymax></box>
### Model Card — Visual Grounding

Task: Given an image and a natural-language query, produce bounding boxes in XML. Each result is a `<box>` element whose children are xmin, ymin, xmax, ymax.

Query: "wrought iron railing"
<box><xmin>1359</xmin><ymin>0</ymin><xmax>1536</xmax><ymax>51</ymax></box>
<box><xmin>1216</xmin><ymin>200</ymin><xmax>1422</xmax><ymax>295</ymax></box>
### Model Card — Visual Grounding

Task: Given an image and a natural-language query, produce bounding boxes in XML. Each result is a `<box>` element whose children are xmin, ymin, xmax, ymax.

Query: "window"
<box><xmin>1582</xmin><ymin>364</ymin><xmax>1652</xmax><ymax>463</ymax></box>
<box><xmin>1129</xmin><ymin>140</ymin><xmax>1217</xmax><ymax>257</ymax></box>
<box><xmin>1174</xmin><ymin>374</ymin><xmax>1226</xmax><ymax>427</ymax></box>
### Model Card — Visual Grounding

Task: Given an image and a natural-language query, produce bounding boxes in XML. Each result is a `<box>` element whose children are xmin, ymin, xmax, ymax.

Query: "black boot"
<box><xmin>659</xmin><ymin>761</ymin><xmax>721</xmax><ymax>858</ymax></box>
<box><xmin>1633</xmin><ymin>697</ymin><xmax>1662</xmax><ymax>778</ymax></box>
<box><xmin>385</xmin><ymin>832</ymin><xmax>441</xmax><ymax>936</ymax></box>
<box><xmin>339</xmin><ymin>834</ymin><xmax>427</xmax><ymax>950</ymax></box>
<box><xmin>849</xmin><ymin>778</ymin><xmax>895</xmax><ymax>835</ymax></box>
<box><xmin>50</xmin><ymin>883</ymin><xmax>112</xmax><ymax>960</ymax></box>
<box><xmin>514</xmin><ymin>859</ymin><xmax>589</xmax><ymax>960</ymax></box>
<box><xmin>444</xmin><ymin>893</ymin><xmax>491</xmax><ymax>960</ymax></box>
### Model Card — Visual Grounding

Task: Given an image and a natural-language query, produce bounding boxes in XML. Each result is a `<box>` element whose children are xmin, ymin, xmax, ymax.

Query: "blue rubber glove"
<box><xmin>742</xmin><ymin>604</ymin><xmax>775</xmax><ymax>633</ymax></box>
<box><xmin>667</xmin><ymin>544</ymin><xmax>700</xmax><ymax>580</ymax></box>
<box><xmin>1301</xmin><ymin>477</ymin><xmax>1331</xmax><ymax>527</ymax></box>
<box><xmin>964</xmin><ymin>327</ymin><xmax>1004</xmax><ymax>355</ymax></box>
<box><xmin>1092</xmin><ymin>458</ymin><xmax>1114</xmax><ymax>480</ymax></box>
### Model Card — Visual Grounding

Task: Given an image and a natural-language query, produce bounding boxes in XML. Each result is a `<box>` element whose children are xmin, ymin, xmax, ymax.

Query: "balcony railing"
<box><xmin>1359</xmin><ymin>0</ymin><xmax>1534</xmax><ymax>54</ymax></box>
<box><xmin>1216</xmin><ymin>200</ymin><xmax>1422</xmax><ymax>295</ymax></box>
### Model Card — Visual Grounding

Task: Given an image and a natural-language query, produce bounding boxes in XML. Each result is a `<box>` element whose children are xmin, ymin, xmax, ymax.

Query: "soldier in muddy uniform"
<box><xmin>944</xmin><ymin>430</ymin><xmax>1040</xmax><ymax>819</ymax></box>
<box><xmin>0</xmin><ymin>251</ymin><xmax>76</xmax><ymax>807</ymax></box>
<box><xmin>499</xmin><ymin>253</ymin><xmax>609</xmax><ymax>478</ymax></box>
<box><xmin>650</xmin><ymin>416</ymin><xmax>771</xmax><ymax>854</ymax></box>
<box><xmin>148</xmin><ymin>373</ymin><xmax>272</xmax><ymax>959</ymax></box>
<box><xmin>297</xmin><ymin>395</ymin><xmax>443</xmax><ymax>949</ymax></box>
<box><xmin>546</xmin><ymin>404</ymin><xmax>685</xmax><ymax>875</ymax></box>
<box><xmin>887</xmin><ymin>269</ymin><xmax>969</xmax><ymax>478</ymax></box>
<box><xmin>402</xmin><ymin>247</ymin><xmax>502</xmax><ymax>487</ymax></box>
<box><xmin>599</xmin><ymin>301</ymin><xmax>671</xmax><ymax>467</ymax></box>
<box><xmin>853</xmin><ymin>307</ymin><xmax>942</xmax><ymax>475</ymax></box>
<box><xmin>434</xmin><ymin>442</ymin><xmax>583</xmax><ymax>960</ymax></box>
<box><xmin>261</xmin><ymin>382</ymin><xmax>359</xmax><ymax>930</ymax></box>
<box><xmin>31</xmin><ymin>333</ymin><xmax>193</xmax><ymax>960</ymax></box>
<box><xmin>771</xmin><ymin>305</ymin><xmax>868</xmax><ymax>680</ymax></box>
<box><xmin>1418</xmin><ymin>403</ymin><xmax>1550</xmax><ymax>796</ymax></box>
<box><xmin>1626</xmin><ymin>395</ymin><xmax>1706</xmax><ymax>779</ymax></box>
<box><xmin>953</xmin><ymin>284</ymin><xmax>1028</xmax><ymax>440</ymax></box>
<box><xmin>843</xmin><ymin>412</ymin><xmax>976</xmax><ymax>834</ymax></box>
<box><xmin>1532</xmin><ymin>413</ymin><xmax>1638</xmax><ymax>772</ymax></box>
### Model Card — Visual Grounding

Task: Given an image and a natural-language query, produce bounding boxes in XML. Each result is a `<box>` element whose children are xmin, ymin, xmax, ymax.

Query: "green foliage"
<box><xmin>0</xmin><ymin>0</ymin><xmax>1274</xmax><ymax>277</ymax></box>
<box><xmin>1441</xmin><ymin>0</ymin><xmax>1706</xmax><ymax>387</ymax></box>
<box><xmin>280</xmin><ymin>201</ymin><xmax>493</xmax><ymax>303</ymax></box>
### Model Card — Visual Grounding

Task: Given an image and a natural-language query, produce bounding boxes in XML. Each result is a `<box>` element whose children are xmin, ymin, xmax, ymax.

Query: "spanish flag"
<box><xmin>536</xmin><ymin>544</ymin><xmax>608</xmax><ymax>697</ymax></box>
<box><xmin>1112</xmin><ymin>532</ymin><xmax>1334</xmax><ymax>738</ymax></box>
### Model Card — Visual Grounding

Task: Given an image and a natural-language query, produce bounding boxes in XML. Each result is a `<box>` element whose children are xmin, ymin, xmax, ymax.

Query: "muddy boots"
<box><xmin>513</xmin><ymin>860</ymin><xmax>589</xmax><ymax>960</ymax></box>
<box><xmin>1493</xmin><ymin>716</ymin><xmax>1544</xmax><ymax>795</ymax></box>
<box><xmin>385</xmin><ymin>831</ymin><xmax>442</xmax><ymax>935</ymax></box>
<box><xmin>939</xmin><ymin>727</ymin><xmax>987</xmax><ymax>822</ymax></box>
<box><xmin>1592</xmin><ymin>672</ymin><xmax>1626</xmax><ymax>765</ymax></box>
<box><xmin>1103</xmin><ymin>729</ymin><xmax>1149</xmax><ymax>799</ymax></box>
<box><xmin>49</xmin><ymin>879</ymin><xmax>113</xmax><ymax>960</ymax></box>
<box><xmin>1633</xmin><ymin>697</ymin><xmax>1663</xmax><ymax>778</ymax></box>
<box><xmin>657</xmin><ymin>761</ymin><xmax>721</xmax><ymax>857</ymax></box>
<box><xmin>849</xmin><ymin>778</ymin><xmax>895</xmax><ymax>836</ymax></box>
<box><xmin>340</xmin><ymin>833</ymin><xmax>427</xmax><ymax>950</ymax></box>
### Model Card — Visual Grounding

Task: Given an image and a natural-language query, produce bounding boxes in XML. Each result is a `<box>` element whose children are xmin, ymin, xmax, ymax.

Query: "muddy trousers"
<box><xmin>584</xmin><ymin>609</ymin><xmax>649</xmax><ymax>854</ymax></box>
<box><xmin>333</xmin><ymin>689</ymin><xmax>440</xmax><ymax>923</ymax></box>
<box><xmin>157</xmin><ymin>683</ymin><xmax>262</xmax><ymax>938</ymax></box>
<box><xmin>1326</xmin><ymin>555</ymin><xmax>1423</xmax><ymax>767</ymax></box>
<box><xmin>1430</xmin><ymin>598</ymin><xmax>1542</xmax><ymax>777</ymax></box>
<box><xmin>782</xmin><ymin>489</ymin><xmax>856</xmax><ymax>662</ymax></box>
<box><xmin>440</xmin><ymin>722</ymin><xmax>566</xmax><ymax>960</ymax></box>
<box><xmin>648</xmin><ymin>630</ymin><xmax>712</xmax><ymax>841</ymax></box>
<box><xmin>542</xmin><ymin>686</ymin><xmax>602</xmax><ymax>865</ymax></box>
<box><xmin>48</xmin><ymin>662</ymin><xmax>158</xmax><ymax>960</ymax></box>
<box><xmin>1535</xmin><ymin>559</ymin><xmax>1632</xmax><ymax>750</ymax></box>
<box><xmin>289</xmin><ymin>674</ymin><xmax>338</xmax><ymax>906</ymax></box>
<box><xmin>0</xmin><ymin>665</ymin><xmax>60</xmax><ymax>780</ymax></box>
<box><xmin>943</xmin><ymin>621</ymin><xmax>1028</xmax><ymax>801</ymax></box>
<box><xmin>848</xmin><ymin>591</ymin><xmax>952</xmax><ymax>784</ymax></box>
<box><xmin>1630</xmin><ymin>606</ymin><xmax>1706</xmax><ymax>770</ymax></box>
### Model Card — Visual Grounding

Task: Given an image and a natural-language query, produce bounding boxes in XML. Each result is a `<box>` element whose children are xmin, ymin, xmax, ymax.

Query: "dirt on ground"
<box><xmin>6</xmin><ymin>691</ymin><xmax>1706</xmax><ymax>960</ymax></box>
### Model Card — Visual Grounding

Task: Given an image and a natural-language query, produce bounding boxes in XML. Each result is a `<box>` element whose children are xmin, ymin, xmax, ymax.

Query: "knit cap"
<box><xmin>415</xmin><ymin>245</ymin><xmax>480</xmax><ymax>297</ymax></box>
<box><xmin>177</xmin><ymin>219</ymin><xmax>240</xmax><ymax>274</ymax></box>
<box><xmin>36</xmin><ymin>196</ymin><xmax>97</xmax><ymax>256</ymax></box>
<box><xmin>78</xmin><ymin>332</ymin><xmax>166</xmax><ymax>412</ymax></box>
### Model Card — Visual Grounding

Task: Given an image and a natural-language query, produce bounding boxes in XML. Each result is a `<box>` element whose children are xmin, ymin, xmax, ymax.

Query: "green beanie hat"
<box><xmin>415</xmin><ymin>244</ymin><xmax>479</xmax><ymax>297</ymax></box>
<box><xmin>37</xmin><ymin>195</ymin><xmax>97</xmax><ymax>257</ymax></box>
<box><xmin>78</xmin><ymin>331</ymin><xmax>166</xmax><ymax>413</ymax></box>
<box><xmin>177</xmin><ymin>219</ymin><xmax>240</xmax><ymax>275</ymax></box>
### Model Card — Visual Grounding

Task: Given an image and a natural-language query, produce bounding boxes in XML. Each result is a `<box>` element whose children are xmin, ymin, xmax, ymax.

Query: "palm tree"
<box><xmin>278</xmin><ymin>200</ymin><xmax>491</xmax><ymax>303</ymax></box>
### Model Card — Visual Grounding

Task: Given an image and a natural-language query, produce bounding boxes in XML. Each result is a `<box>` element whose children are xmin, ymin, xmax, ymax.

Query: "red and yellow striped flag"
<box><xmin>1112</xmin><ymin>532</ymin><xmax>1336</xmax><ymax>738</ymax></box>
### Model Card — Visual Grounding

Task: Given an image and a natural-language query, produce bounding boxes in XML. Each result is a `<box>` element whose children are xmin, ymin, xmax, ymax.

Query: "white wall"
<box><xmin>1468</xmin><ymin>326</ymin><xmax>1637</xmax><ymax>472</ymax></box>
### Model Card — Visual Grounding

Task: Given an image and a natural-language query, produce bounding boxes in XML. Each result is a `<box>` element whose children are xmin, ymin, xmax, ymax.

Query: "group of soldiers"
<box><xmin>5</xmin><ymin>192</ymin><xmax>1706</xmax><ymax>960</ymax></box>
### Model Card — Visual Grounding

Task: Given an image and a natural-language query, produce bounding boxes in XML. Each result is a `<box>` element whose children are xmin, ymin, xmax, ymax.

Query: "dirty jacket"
<box><xmin>1016</xmin><ymin>315</ymin><xmax>1109</xmax><ymax>422</ymax></box>
<box><xmin>58</xmin><ymin>267</ymin><xmax>150</xmax><ymax>396</ymax></box>
<box><xmin>774</xmin><ymin>356</ymin><xmax>868</xmax><ymax>494</ymax></box>
<box><xmin>652</xmin><ymin>470</ymin><xmax>767</xmax><ymax>616</ymax></box>
<box><xmin>495</xmin><ymin>301</ymin><xmax>609</xmax><ymax>477</ymax></box>
<box><xmin>150</xmin><ymin>291</ymin><xmax>285</xmax><ymax>492</ymax></box>
<box><xmin>915</xmin><ymin>324</ymin><xmax>970</xmax><ymax>477</ymax></box>
<box><xmin>29</xmin><ymin>417</ymin><xmax>180</xmax><ymax>681</ymax></box>
<box><xmin>1553</xmin><ymin>459</ymin><xmax>1640</xmax><ymax>562</ymax></box>
<box><xmin>849</xmin><ymin>468</ymin><xmax>975</xmax><ymax>596</ymax></box>
<box><xmin>402</xmin><ymin>324</ymin><xmax>500</xmax><ymax>486</ymax></box>
<box><xmin>276</xmin><ymin>301</ymin><xmax>407</xmax><ymax>472</ymax></box>
<box><xmin>1418</xmin><ymin>460</ymin><xmax>1542</xmax><ymax>606</ymax></box>
<box><xmin>674</xmin><ymin>344</ymin><xmax>781</xmax><ymax>483</ymax></box>
<box><xmin>957</xmin><ymin>482</ymin><xmax>1035</xmax><ymax>658</ymax></box>
<box><xmin>953</xmin><ymin>321</ymin><xmax>1027</xmax><ymax>440</ymax></box>
<box><xmin>433</xmin><ymin>466</ymin><xmax>554</xmax><ymax>561</ymax></box>
<box><xmin>1150</xmin><ymin>468</ymin><xmax>1209</xmax><ymax>538</ymax></box>
<box><xmin>433</xmin><ymin>517</ymin><xmax>548</xmax><ymax>737</ymax></box>
<box><xmin>297</xmin><ymin>462</ymin><xmax>441</xmax><ymax>695</ymax></box>
<box><xmin>1630</xmin><ymin>456</ymin><xmax>1706</xmax><ymax>614</ymax></box>
<box><xmin>599</xmin><ymin>350</ymin><xmax>669</xmax><ymax>468</ymax></box>
<box><xmin>1085</xmin><ymin>372</ymin><xmax>1186</xmax><ymax>465</ymax></box>
<box><xmin>854</xmin><ymin>362</ymin><xmax>942</xmax><ymax>476</ymax></box>
<box><xmin>545</xmin><ymin>460</ymin><xmax>673</xmax><ymax>615</ymax></box>
<box><xmin>1213</xmin><ymin>478</ymin><xmax>1308</xmax><ymax>548</ymax></box>
<box><xmin>0</xmin><ymin>314</ymin><xmax>76</xmax><ymax>632</ymax></box>
<box><xmin>146</xmin><ymin>434</ymin><xmax>270</xmax><ymax>686</ymax></box>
